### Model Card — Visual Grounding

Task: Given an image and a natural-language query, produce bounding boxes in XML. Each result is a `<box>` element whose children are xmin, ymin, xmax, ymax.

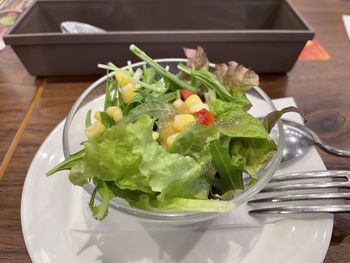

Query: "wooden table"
<box><xmin>0</xmin><ymin>0</ymin><xmax>349</xmax><ymax>261</ymax></box>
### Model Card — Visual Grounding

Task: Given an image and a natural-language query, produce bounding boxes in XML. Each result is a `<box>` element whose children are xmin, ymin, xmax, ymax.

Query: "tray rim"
<box><xmin>4</xmin><ymin>0</ymin><xmax>315</xmax><ymax>46</ymax></box>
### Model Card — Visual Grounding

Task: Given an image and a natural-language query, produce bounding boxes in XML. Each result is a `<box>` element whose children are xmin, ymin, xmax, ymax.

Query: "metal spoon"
<box><xmin>60</xmin><ymin>21</ymin><xmax>106</xmax><ymax>33</ymax></box>
<box><xmin>277</xmin><ymin>119</ymin><xmax>350</xmax><ymax>162</ymax></box>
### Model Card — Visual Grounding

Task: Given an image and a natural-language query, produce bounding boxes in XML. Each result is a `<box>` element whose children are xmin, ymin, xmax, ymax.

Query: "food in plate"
<box><xmin>47</xmin><ymin>45</ymin><xmax>299</xmax><ymax>220</ymax></box>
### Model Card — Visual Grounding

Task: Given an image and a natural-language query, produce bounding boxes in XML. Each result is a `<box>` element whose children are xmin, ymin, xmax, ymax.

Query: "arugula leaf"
<box><xmin>178</xmin><ymin>64</ymin><xmax>234</xmax><ymax>102</ymax></box>
<box><xmin>209</xmin><ymin>140</ymin><xmax>244</xmax><ymax>191</ymax></box>
<box><xmin>89</xmin><ymin>179</ymin><xmax>115</xmax><ymax>220</ymax></box>
<box><xmin>263</xmin><ymin>106</ymin><xmax>304</xmax><ymax>133</ymax></box>
<box><xmin>46</xmin><ymin>149</ymin><xmax>85</xmax><ymax>176</ymax></box>
<box><xmin>142</xmin><ymin>65</ymin><xmax>156</xmax><ymax>84</ymax></box>
<box><xmin>99</xmin><ymin>111</ymin><xmax>116</xmax><ymax>128</ymax></box>
<box><xmin>85</xmin><ymin>109</ymin><xmax>92</xmax><ymax>128</ymax></box>
<box><xmin>104</xmin><ymin>76</ymin><xmax>115</xmax><ymax>110</ymax></box>
<box><xmin>130</xmin><ymin>44</ymin><xmax>197</xmax><ymax>92</ymax></box>
<box><xmin>98</xmin><ymin>62</ymin><xmax>166</xmax><ymax>93</ymax></box>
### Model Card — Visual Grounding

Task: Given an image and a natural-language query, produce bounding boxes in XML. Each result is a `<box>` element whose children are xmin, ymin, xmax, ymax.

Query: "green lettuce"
<box><xmin>210</xmin><ymin>98</ymin><xmax>277</xmax><ymax>179</ymax></box>
<box><xmin>169</xmin><ymin>124</ymin><xmax>220</xmax><ymax>155</ymax></box>
<box><xmin>210</xmin><ymin>99</ymin><xmax>271</xmax><ymax>140</ymax></box>
<box><xmin>131</xmin><ymin>195</ymin><xmax>234</xmax><ymax>212</ymax></box>
<box><xmin>229</xmin><ymin>138</ymin><xmax>276</xmax><ymax>178</ymax></box>
<box><xmin>67</xmin><ymin>115</ymin><xmax>234</xmax><ymax>217</ymax></box>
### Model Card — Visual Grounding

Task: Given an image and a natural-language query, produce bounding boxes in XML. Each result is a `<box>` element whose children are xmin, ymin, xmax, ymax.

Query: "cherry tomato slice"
<box><xmin>192</xmin><ymin>108</ymin><xmax>215</xmax><ymax>125</ymax></box>
<box><xmin>180</xmin><ymin>89</ymin><xmax>194</xmax><ymax>100</ymax></box>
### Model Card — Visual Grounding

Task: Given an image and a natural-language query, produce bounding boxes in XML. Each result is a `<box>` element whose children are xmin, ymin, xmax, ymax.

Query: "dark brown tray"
<box><xmin>4</xmin><ymin>0</ymin><xmax>314</xmax><ymax>76</ymax></box>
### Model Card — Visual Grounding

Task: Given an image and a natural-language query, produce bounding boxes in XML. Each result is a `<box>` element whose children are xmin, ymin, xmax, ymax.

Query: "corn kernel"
<box><xmin>183</xmin><ymin>95</ymin><xmax>203</xmax><ymax>113</ymax></box>
<box><xmin>115</xmin><ymin>70</ymin><xmax>131</xmax><ymax>87</ymax></box>
<box><xmin>152</xmin><ymin>131</ymin><xmax>160</xmax><ymax>140</ymax></box>
<box><xmin>106</xmin><ymin>106</ymin><xmax>123</xmax><ymax>122</ymax></box>
<box><xmin>84</xmin><ymin>121</ymin><xmax>105</xmax><ymax>140</ymax></box>
<box><xmin>173</xmin><ymin>99</ymin><xmax>184</xmax><ymax>111</ymax></box>
<box><xmin>120</xmin><ymin>83</ymin><xmax>138</xmax><ymax>104</ymax></box>
<box><xmin>94</xmin><ymin>111</ymin><xmax>102</xmax><ymax>121</ymax></box>
<box><xmin>173</xmin><ymin>114</ymin><xmax>196</xmax><ymax>131</ymax></box>
<box><xmin>188</xmin><ymin>102</ymin><xmax>205</xmax><ymax>113</ymax></box>
<box><xmin>159</xmin><ymin>121</ymin><xmax>177</xmax><ymax>146</ymax></box>
<box><xmin>166</xmin><ymin>132</ymin><xmax>179</xmax><ymax>148</ymax></box>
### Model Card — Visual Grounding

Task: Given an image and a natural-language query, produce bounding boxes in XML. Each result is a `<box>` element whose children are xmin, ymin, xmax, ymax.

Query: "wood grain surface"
<box><xmin>0</xmin><ymin>0</ymin><xmax>350</xmax><ymax>262</ymax></box>
<box><xmin>0</xmin><ymin>47</ymin><xmax>36</xmax><ymax>164</ymax></box>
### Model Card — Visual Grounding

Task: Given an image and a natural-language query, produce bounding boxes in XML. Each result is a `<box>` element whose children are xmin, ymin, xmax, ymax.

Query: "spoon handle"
<box><xmin>316</xmin><ymin>143</ymin><xmax>350</xmax><ymax>157</ymax></box>
<box><xmin>298</xmin><ymin>122</ymin><xmax>350</xmax><ymax>158</ymax></box>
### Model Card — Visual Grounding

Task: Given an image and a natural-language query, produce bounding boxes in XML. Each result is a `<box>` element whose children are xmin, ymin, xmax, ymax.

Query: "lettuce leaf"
<box><xmin>131</xmin><ymin>195</ymin><xmax>234</xmax><ymax>212</ymax></box>
<box><xmin>183</xmin><ymin>46</ymin><xmax>209</xmax><ymax>70</ymax></box>
<box><xmin>229</xmin><ymin>138</ymin><xmax>276</xmax><ymax>178</ymax></box>
<box><xmin>214</xmin><ymin>61</ymin><xmax>259</xmax><ymax>91</ymax></box>
<box><xmin>210</xmin><ymin>99</ymin><xmax>271</xmax><ymax>140</ymax></box>
<box><xmin>210</xmin><ymin>99</ymin><xmax>277</xmax><ymax>179</ymax></box>
<box><xmin>69</xmin><ymin>115</ymin><xmax>221</xmax><ymax>213</ymax></box>
<box><xmin>83</xmin><ymin>124</ymin><xmax>151</xmax><ymax>192</ymax></box>
<box><xmin>69</xmin><ymin>160</ymin><xmax>90</xmax><ymax>186</ymax></box>
<box><xmin>169</xmin><ymin>124</ymin><xmax>220</xmax><ymax>155</ymax></box>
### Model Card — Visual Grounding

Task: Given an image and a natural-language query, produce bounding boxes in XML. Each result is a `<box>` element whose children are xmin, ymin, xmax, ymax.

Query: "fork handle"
<box><xmin>249</xmin><ymin>205</ymin><xmax>350</xmax><ymax>214</ymax></box>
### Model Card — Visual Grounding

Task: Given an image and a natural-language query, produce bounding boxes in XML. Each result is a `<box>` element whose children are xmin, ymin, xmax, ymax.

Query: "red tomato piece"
<box><xmin>192</xmin><ymin>108</ymin><xmax>215</xmax><ymax>125</ymax></box>
<box><xmin>180</xmin><ymin>89</ymin><xmax>194</xmax><ymax>100</ymax></box>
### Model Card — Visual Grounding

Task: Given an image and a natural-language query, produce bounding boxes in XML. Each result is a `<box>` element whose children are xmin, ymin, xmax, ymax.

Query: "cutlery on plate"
<box><xmin>274</xmin><ymin>119</ymin><xmax>350</xmax><ymax>162</ymax></box>
<box><xmin>249</xmin><ymin>170</ymin><xmax>350</xmax><ymax>214</ymax></box>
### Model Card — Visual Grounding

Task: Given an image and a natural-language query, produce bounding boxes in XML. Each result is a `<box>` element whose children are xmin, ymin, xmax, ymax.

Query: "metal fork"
<box><xmin>249</xmin><ymin>170</ymin><xmax>350</xmax><ymax>214</ymax></box>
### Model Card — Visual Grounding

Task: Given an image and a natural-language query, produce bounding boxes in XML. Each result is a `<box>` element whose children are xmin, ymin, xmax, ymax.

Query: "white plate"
<box><xmin>22</xmin><ymin>94</ymin><xmax>334</xmax><ymax>263</ymax></box>
<box><xmin>21</xmin><ymin>121</ymin><xmax>334</xmax><ymax>263</ymax></box>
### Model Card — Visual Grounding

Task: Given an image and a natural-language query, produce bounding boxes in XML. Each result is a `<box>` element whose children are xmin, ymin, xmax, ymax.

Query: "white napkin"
<box><xmin>343</xmin><ymin>15</ymin><xmax>350</xmax><ymax>41</ymax></box>
<box><xmin>67</xmin><ymin>97</ymin><xmax>326</xmax><ymax>233</ymax></box>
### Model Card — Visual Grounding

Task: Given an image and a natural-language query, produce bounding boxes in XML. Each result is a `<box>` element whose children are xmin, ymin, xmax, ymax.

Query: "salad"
<box><xmin>47</xmin><ymin>45</ymin><xmax>298</xmax><ymax>220</ymax></box>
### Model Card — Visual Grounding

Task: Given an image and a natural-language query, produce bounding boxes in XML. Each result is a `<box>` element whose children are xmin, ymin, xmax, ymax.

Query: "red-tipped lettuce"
<box><xmin>214</xmin><ymin>61</ymin><xmax>259</xmax><ymax>91</ymax></box>
<box><xmin>183</xmin><ymin>46</ymin><xmax>209</xmax><ymax>70</ymax></box>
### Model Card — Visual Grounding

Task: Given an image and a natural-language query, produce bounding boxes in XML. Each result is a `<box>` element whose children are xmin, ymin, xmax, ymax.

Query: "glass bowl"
<box><xmin>62</xmin><ymin>58</ymin><xmax>284</xmax><ymax>224</ymax></box>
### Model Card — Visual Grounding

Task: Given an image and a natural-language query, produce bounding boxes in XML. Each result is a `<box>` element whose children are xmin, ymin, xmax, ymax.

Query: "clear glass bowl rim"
<box><xmin>62</xmin><ymin>58</ymin><xmax>284</xmax><ymax>222</ymax></box>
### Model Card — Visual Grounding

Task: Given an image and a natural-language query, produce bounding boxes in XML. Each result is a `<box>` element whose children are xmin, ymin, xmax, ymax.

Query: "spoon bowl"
<box><xmin>276</xmin><ymin>119</ymin><xmax>350</xmax><ymax>162</ymax></box>
<box><xmin>60</xmin><ymin>21</ymin><xmax>106</xmax><ymax>33</ymax></box>
<box><xmin>278</xmin><ymin>123</ymin><xmax>314</xmax><ymax>162</ymax></box>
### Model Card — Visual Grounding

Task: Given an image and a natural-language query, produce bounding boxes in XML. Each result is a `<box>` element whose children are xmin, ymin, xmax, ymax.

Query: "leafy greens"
<box><xmin>46</xmin><ymin>45</ymin><xmax>294</xmax><ymax>220</ymax></box>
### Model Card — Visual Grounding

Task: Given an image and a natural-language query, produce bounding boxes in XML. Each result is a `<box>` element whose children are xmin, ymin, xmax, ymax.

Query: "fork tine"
<box><xmin>249</xmin><ymin>192</ymin><xmax>350</xmax><ymax>203</ymax></box>
<box><xmin>270</xmin><ymin>170</ymin><xmax>350</xmax><ymax>182</ymax></box>
<box><xmin>261</xmin><ymin>181</ymin><xmax>350</xmax><ymax>192</ymax></box>
<box><xmin>249</xmin><ymin>205</ymin><xmax>350</xmax><ymax>214</ymax></box>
